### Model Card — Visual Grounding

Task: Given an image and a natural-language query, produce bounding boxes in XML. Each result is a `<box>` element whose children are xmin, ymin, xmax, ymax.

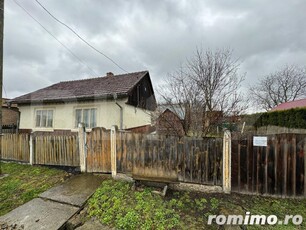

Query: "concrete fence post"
<box><xmin>78</xmin><ymin>123</ymin><xmax>87</xmax><ymax>172</ymax></box>
<box><xmin>111</xmin><ymin>125</ymin><xmax>118</xmax><ymax>177</ymax></box>
<box><xmin>223</xmin><ymin>129</ymin><xmax>231</xmax><ymax>193</ymax></box>
<box><xmin>29</xmin><ymin>133</ymin><xmax>34</xmax><ymax>165</ymax></box>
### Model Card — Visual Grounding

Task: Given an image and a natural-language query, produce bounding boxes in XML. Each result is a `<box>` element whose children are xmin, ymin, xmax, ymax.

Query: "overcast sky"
<box><xmin>4</xmin><ymin>0</ymin><xmax>306</xmax><ymax>101</ymax></box>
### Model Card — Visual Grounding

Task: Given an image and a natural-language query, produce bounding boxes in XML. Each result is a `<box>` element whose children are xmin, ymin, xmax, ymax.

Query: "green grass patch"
<box><xmin>0</xmin><ymin>162</ymin><xmax>69</xmax><ymax>216</ymax></box>
<box><xmin>87</xmin><ymin>179</ymin><xmax>306</xmax><ymax>229</ymax></box>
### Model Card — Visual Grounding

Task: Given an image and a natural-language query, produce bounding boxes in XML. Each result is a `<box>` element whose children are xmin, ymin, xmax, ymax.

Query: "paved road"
<box><xmin>0</xmin><ymin>174</ymin><xmax>105</xmax><ymax>230</ymax></box>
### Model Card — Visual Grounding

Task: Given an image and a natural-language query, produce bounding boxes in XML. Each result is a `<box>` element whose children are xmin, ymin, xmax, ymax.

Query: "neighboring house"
<box><xmin>155</xmin><ymin>104</ymin><xmax>225</xmax><ymax>136</ymax></box>
<box><xmin>10</xmin><ymin>71</ymin><xmax>157</xmax><ymax>131</ymax></box>
<box><xmin>271</xmin><ymin>99</ymin><xmax>306</xmax><ymax>111</ymax></box>
<box><xmin>1</xmin><ymin>98</ymin><xmax>19</xmax><ymax>131</ymax></box>
<box><xmin>156</xmin><ymin>108</ymin><xmax>185</xmax><ymax>136</ymax></box>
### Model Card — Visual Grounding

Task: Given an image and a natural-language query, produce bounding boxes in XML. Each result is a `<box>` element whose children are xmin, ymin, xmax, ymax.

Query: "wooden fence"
<box><xmin>86</xmin><ymin>128</ymin><xmax>111</xmax><ymax>173</ymax></box>
<box><xmin>1</xmin><ymin>133</ymin><xmax>30</xmax><ymax>162</ymax></box>
<box><xmin>232</xmin><ymin>134</ymin><xmax>306</xmax><ymax>197</ymax></box>
<box><xmin>0</xmin><ymin>128</ymin><xmax>223</xmax><ymax>187</ymax></box>
<box><xmin>4</xmin><ymin>128</ymin><xmax>306</xmax><ymax>197</ymax></box>
<box><xmin>33</xmin><ymin>133</ymin><xmax>79</xmax><ymax>167</ymax></box>
<box><xmin>115</xmin><ymin>131</ymin><xmax>223</xmax><ymax>185</ymax></box>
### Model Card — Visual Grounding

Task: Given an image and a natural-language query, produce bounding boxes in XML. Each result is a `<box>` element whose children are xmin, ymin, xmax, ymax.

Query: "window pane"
<box><xmin>83</xmin><ymin>109</ymin><xmax>90</xmax><ymax>128</ymax></box>
<box><xmin>41</xmin><ymin>110</ymin><xmax>47</xmax><ymax>127</ymax></box>
<box><xmin>47</xmin><ymin>110</ymin><xmax>53</xmax><ymax>127</ymax></box>
<box><xmin>75</xmin><ymin>109</ymin><xmax>82</xmax><ymax>127</ymax></box>
<box><xmin>90</xmin><ymin>109</ymin><xmax>97</xmax><ymax>128</ymax></box>
<box><xmin>36</xmin><ymin>110</ymin><xmax>42</xmax><ymax>127</ymax></box>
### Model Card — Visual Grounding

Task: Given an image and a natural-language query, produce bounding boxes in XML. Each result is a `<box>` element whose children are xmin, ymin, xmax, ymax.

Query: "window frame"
<box><xmin>35</xmin><ymin>109</ymin><xmax>54</xmax><ymax>128</ymax></box>
<box><xmin>75</xmin><ymin>108</ymin><xmax>97</xmax><ymax>128</ymax></box>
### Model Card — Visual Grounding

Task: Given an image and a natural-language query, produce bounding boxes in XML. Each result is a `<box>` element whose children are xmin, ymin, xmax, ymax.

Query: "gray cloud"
<box><xmin>3</xmin><ymin>0</ymin><xmax>306</xmax><ymax>102</ymax></box>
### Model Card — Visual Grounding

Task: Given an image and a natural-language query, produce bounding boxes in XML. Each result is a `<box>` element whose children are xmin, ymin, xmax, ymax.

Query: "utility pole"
<box><xmin>0</xmin><ymin>0</ymin><xmax>4</xmax><ymax>175</ymax></box>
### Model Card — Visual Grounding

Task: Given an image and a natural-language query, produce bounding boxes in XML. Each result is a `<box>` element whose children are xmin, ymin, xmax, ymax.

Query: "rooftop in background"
<box><xmin>2</xmin><ymin>98</ymin><xmax>17</xmax><ymax>108</ymax></box>
<box><xmin>10</xmin><ymin>71</ymin><xmax>150</xmax><ymax>104</ymax></box>
<box><xmin>271</xmin><ymin>99</ymin><xmax>306</xmax><ymax>111</ymax></box>
<box><xmin>158</xmin><ymin>104</ymin><xmax>185</xmax><ymax>120</ymax></box>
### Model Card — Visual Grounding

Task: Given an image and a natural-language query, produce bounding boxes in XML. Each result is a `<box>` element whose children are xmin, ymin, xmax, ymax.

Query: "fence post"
<box><xmin>111</xmin><ymin>125</ymin><xmax>118</xmax><ymax>177</ymax></box>
<box><xmin>223</xmin><ymin>129</ymin><xmax>231</xmax><ymax>193</ymax></box>
<box><xmin>29</xmin><ymin>133</ymin><xmax>34</xmax><ymax>165</ymax></box>
<box><xmin>78</xmin><ymin>123</ymin><xmax>87</xmax><ymax>172</ymax></box>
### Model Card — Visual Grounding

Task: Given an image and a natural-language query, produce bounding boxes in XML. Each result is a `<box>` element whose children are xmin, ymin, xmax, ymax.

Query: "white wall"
<box><xmin>18</xmin><ymin>99</ymin><xmax>152</xmax><ymax>131</ymax></box>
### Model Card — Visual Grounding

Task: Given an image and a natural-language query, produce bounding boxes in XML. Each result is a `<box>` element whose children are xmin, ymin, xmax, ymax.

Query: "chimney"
<box><xmin>106</xmin><ymin>72</ymin><xmax>114</xmax><ymax>77</ymax></box>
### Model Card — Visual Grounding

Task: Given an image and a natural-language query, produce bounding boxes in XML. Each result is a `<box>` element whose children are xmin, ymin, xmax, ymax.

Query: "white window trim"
<box><xmin>34</xmin><ymin>108</ymin><xmax>55</xmax><ymax>129</ymax></box>
<box><xmin>74</xmin><ymin>107</ymin><xmax>98</xmax><ymax>129</ymax></box>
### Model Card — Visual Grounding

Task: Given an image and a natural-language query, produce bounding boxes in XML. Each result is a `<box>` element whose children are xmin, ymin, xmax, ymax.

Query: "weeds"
<box><xmin>87</xmin><ymin>179</ymin><xmax>306</xmax><ymax>230</ymax></box>
<box><xmin>88</xmin><ymin>180</ymin><xmax>180</xmax><ymax>229</ymax></box>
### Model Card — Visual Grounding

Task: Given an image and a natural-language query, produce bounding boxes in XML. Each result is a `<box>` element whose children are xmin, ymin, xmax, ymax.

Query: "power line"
<box><xmin>11</xmin><ymin>0</ymin><xmax>99</xmax><ymax>77</ymax></box>
<box><xmin>35</xmin><ymin>0</ymin><xmax>128</xmax><ymax>73</ymax></box>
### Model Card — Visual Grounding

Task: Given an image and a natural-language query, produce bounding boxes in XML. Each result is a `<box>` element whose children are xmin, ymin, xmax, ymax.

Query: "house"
<box><xmin>10</xmin><ymin>71</ymin><xmax>157</xmax><ymax>131</ymax></box>
<box><xmin>155</xmin><ymin>104</ymin><xmax>225</xmax><ymax>136</ymax></box>
<box><xmin>1</xmin><ymin>98</ymin><xmax>20</xmax><ymax>132</ymax></box>
<box><xmin>156</xmin><ymin>108</ymin><xmax>185</xmax><ymax>136</ymax></box>
<box><xmin>155</xmin><ymin>104</ymin><xmax>185</xmax><ymax>136</ymax></box>
<box><xmin>271</xmin><ymin>99</ymin><xmax>306</xmax><ymax>111</ymax></box>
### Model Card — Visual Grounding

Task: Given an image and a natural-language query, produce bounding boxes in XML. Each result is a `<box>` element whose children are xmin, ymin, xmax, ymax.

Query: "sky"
<box><xmin>3</xmin><ymin>0</ymin><xmax>306</xmax><ymax>102</ymax></box>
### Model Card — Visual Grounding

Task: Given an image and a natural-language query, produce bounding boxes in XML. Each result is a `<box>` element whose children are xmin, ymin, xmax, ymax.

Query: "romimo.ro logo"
<box><xmin>208</xmin><ymin>212</ymin><xmax>303</xmax><ymax>226</ymax></box>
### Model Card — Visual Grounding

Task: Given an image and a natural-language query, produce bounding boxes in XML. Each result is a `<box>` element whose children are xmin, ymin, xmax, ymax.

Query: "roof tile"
<box><xmin>11</xmin><ymin>71</ymin><xmax>148</xmax><ymax>104</ymax></box>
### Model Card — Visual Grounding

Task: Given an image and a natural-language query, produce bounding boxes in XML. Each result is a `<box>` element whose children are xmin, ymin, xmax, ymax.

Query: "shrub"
<box><xmin>254</xmin><ymin>108</ymin><xmax>306</xmax><ymax>129</ymax></box>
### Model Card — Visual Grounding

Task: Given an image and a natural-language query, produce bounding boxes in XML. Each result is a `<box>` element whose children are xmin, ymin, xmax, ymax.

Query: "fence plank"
<box><xmin>238</xmin><ymin>142</ymin><xmax>241</xmax><ymax>192</ymax></box>
<box><xmin>265</xmin><ymin>141</ymin><xmax>269</xmax><ymax>194</ymax></box>
<box><xmin>292</xmin><ymin>135</ymin><xmax>296</xmax><ymax>196</ymax></box>
<box><xmin>304</xmin><ymin>138</ymin><xmax>306</xmax><ymax>197</ymax></box>
<box><xmin>283</xmin><ymin>136</ymin><xmax>288</xmax><ymax>196</ymax></box>
<box><xmin>33</xmin><ymin>133</ymin><xmax>79</xmax><ymax>167</ymax></box>
<box><xmin>274</xmin><ymin>136</ymin><xmax>278</xmax><ymax>195</ymax></box>
<box><xmin>1</xmin><ymin>133</ymin><xmax>30</xmax><ymax>162</ymax></box>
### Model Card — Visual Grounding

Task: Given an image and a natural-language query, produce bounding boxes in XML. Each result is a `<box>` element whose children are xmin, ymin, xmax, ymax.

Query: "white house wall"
<box><xmin>18</xmin><ymin>99</ymin><xmax>152</xmax><ymax>131</ymax></box>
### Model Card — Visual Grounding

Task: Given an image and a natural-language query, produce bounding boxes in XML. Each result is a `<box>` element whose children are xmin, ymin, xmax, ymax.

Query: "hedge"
<box><xmin>254</xmin><ymin>108</ymin><xmax>306</xmax><ymax>129</ymax></box>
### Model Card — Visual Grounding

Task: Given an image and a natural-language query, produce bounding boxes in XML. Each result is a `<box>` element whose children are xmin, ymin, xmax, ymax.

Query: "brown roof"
<box><xmin>11</xmin><ymin>71</ymin><xmax>149</xmax><ymax>104</ymax></box>
<box><xmin>2</xmin><ymin>98</ymin><xmax>17</xmax><ymax>108</ymax></box>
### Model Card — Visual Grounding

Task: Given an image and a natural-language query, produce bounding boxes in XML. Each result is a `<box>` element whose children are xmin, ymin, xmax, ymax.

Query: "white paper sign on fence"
<box><xmin>253</xmin><ymin>136</ymin><xmax>268</xmax><ymax>147</ymax></box>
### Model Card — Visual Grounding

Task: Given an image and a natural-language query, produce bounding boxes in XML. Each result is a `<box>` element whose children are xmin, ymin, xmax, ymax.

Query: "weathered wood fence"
<box><xmin>115</xmin><ymin>131</ymin><xmax>223</xmax><ymax>185</ymax></box>
<box><xmin>79</xmin><ymin>127</ymin><xmax>223</xmax><ymax>186</ymax></box>
<box><xmin>1</xmin><ymin>133</ymin><xmax>30</xmax><ymax>162</ymax></box>
<box><xmin>33</xmin><ymin>133</ymin><xmax>79</xmax><ymax>167</ymax></box>
<box><xmin>4</xmin><ymin>128</ymin><xmax>306</xmax><ymax>197</ymax></box>
<box><xmin>1</xmin><ymin>132</ymin><xmax>79</xmax><ymax>167</ymax></box>
<box><xmin>232</xmin><ymin>134</ymin><xmax>306</xmax><ymax>197</ymax></box>
<box><xmin>86</xmin><ymin>128</ymin><xmax>111</xmax><ymax>173</ymax></box>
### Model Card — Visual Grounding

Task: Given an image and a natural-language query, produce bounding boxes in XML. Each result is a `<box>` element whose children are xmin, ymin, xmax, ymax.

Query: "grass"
<box><xmin>0</xmin><ymin>162</ymin><xmax>69</xmax><ymax>216</ymax></box>
<box><xmin>87</xmin><ymin>179</ymin><xmax>306</xmax><ymax>230</ymax></box>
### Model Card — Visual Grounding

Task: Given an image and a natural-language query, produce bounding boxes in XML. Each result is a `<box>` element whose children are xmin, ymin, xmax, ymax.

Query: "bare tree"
<box><xmin>250</xmin><ymin>65</ymin><xmax>306</xmax><ymax>111</ymax></box>
<box><xmin>156</xmin><ymin>66</ymin><xmax>199</xmax><ymax>136</ymax></box>
<box><xmin>187</xmin><ymin>49</ymin><xmax>245</xmax><ymax>132</ymax></box>
<box><xmin>157</xmin><ymin>48</ymin><xmax>246</xmax><ymax>137</ymax></box>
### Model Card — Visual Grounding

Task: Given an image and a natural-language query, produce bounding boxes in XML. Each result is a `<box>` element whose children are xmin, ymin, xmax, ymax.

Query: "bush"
<box><xmin>254</xmin><ymin>108</ymin><xmax>306</xmax><ymax>129</ymax></box>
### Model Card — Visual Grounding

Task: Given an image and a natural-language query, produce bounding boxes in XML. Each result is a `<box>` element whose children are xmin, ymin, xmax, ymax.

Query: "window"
<box><xmin>75</xmin><ymin>108</ymin><xmax>97</xmax><ymax>128</ymax></box>
<box><xmin>35</xmin><ymin>110</ymin><xmax>53</xmax><ymax>128</ymax></box>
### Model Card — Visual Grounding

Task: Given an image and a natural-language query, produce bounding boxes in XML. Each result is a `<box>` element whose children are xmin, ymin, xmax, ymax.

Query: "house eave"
<box><xmin>10</xmin><ymin>93</ymin><xmax>128</xmax><ymax>106</ymax></box>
